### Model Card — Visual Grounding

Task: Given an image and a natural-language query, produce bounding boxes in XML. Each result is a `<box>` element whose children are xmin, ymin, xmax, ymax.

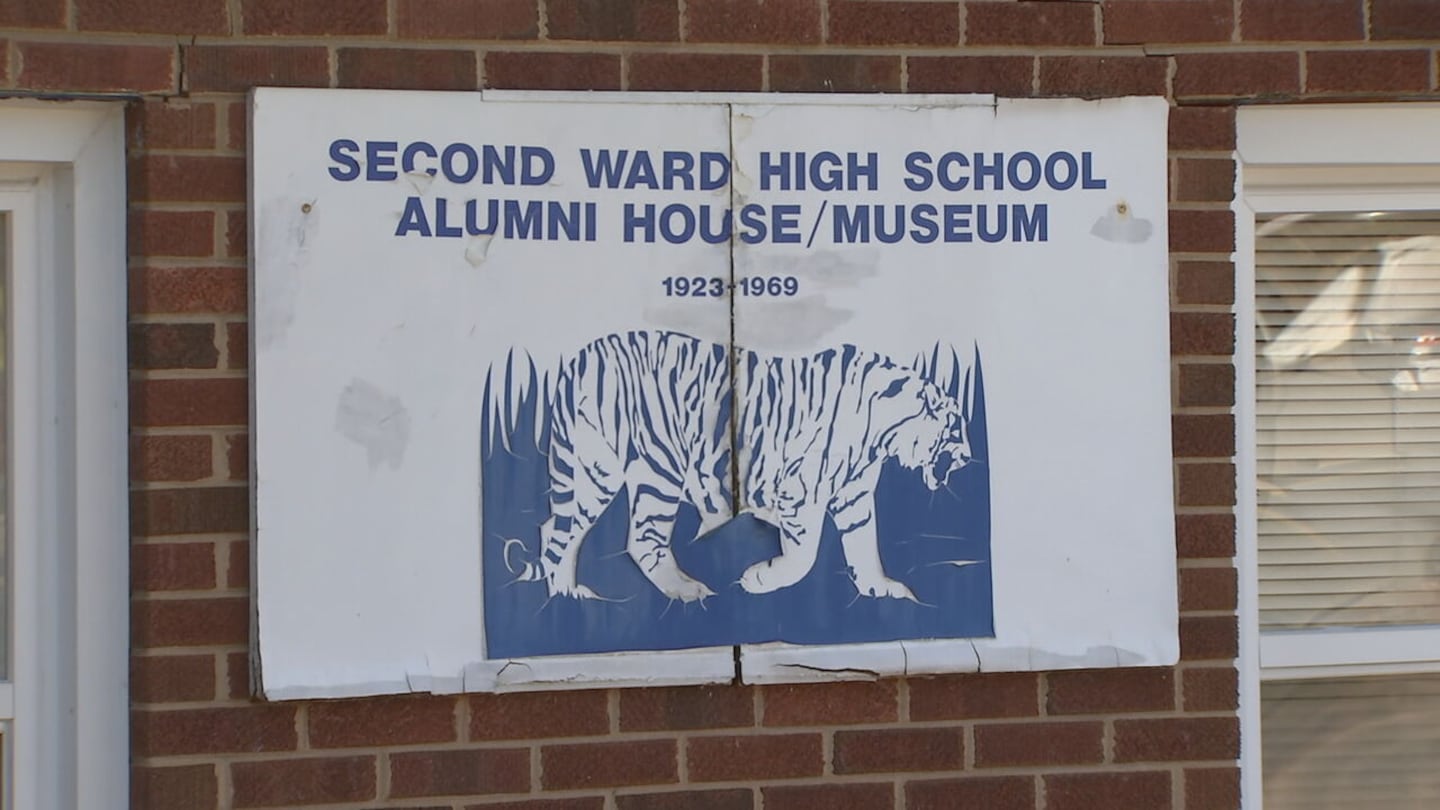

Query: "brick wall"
<box><xmin>5</xmin><ymin>0</ymin><xmax>1436</xmax><ymax>807</ymax></box>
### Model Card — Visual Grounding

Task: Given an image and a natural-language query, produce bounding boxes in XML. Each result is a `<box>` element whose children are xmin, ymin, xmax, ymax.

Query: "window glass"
<box><xmin>1256</xmin><ymin>212</ymin><xmax>1440</xmax><ymax>629</ymax></box>
<box><xmin>1263</xmin><ymin>673</ymin><xmax>1440</xmax><ymax>808</ymax></box>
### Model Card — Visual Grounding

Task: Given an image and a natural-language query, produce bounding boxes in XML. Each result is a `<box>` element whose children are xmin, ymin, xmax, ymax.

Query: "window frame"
<box><xmin>1236</xmin><ymin>103</ymin><xmax>1440</xmax><ymax>810</ymax></box>
<box><xmin>0</xmin><ymin>100</ymin><xmax>128</xmax><ymax>809</ymax></box>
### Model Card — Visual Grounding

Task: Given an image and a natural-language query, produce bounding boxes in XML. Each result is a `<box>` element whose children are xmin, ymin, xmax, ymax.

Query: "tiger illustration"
<box><xmin>499</xmin><ymin>331</ymin><xmax>976</xmax><ymax>604</ymax></box>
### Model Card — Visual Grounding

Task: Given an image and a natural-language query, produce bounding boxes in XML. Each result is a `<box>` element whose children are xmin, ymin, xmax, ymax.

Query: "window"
<box><xmin>1238</xmin><ymin>105</ymin><xmax>1440</xmax><ymax>809</ymax></box>
<box><xmin>0</xmin><ymin>101</ymin><xmax>128</xmax><ymax>809</ymax></box>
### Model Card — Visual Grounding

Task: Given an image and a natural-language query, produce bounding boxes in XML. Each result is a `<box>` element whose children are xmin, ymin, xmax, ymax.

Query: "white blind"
<box><xmin>1257</xmin><ymin>212</ymin><xmax>1440</xmax><ymax>630</ymax></box>
<box><xmin>1263</xmin><ymin>674</ymin><xmax>1440</xmax><ymax>808</ymax></box>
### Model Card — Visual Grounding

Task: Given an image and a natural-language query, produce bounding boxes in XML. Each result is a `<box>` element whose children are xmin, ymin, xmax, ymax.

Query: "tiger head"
<box><xmin>884</xmin><ymin>377</ymin><xmax>973</xmax><ymax>491</ymax></box>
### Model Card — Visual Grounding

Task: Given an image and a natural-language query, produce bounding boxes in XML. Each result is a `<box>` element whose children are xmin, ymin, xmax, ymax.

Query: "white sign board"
<box><xmin>251</xmin><ymin>89</ymin><xmax>1176</xmax><ymax>699</ymax></box>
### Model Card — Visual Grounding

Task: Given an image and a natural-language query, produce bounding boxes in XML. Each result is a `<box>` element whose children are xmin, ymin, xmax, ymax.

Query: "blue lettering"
<box><xmin>973</xmin><ymin>152</ymin><xmax>1003</xmax><ymax>191</ymax></box>
<box><xmin>504</xmin><ymin>200</ymin><xmax>543</xmax><ymax>239</ymax></box>
<box><xmin>944</xmin><ymin>205</ymin><xmax>973</xmax><ymax>242</ymax></box>
<box><xmin>1082</xmin><ymin>151</ymin><xmax>1106</xmax><ymax>189</ymax></box>
<box><xmin>739</xmin><ymin>204</ymin><xmax>767</xmax><ymax>244</ymax></box>
<box><xmin>483</xmin><ymin>145</ymin><xmax>515</xmax><ymax>185</ymax></box>
<box><xmin>978</xmin><ymin>204</ymin><xmax>1007</xmax><ymax>243</ymax></box>
<box><xmin>434</xmin><ymin>198</ymin><xmax>462</xmax><ymax>238</ymax></box>
<box><xmin>401</xmin><ymin>141</ymin><xmax>437</xmax><ymax>176</ymax></box>
<box><xmin>624</xmin><ymin>151</ymin><xmax>658</xmax><ymax>190</ymax></box>
<box><xmin>849</xmin><ymin>152</ymin><xmax>878</xmax><ymax>191</ymax></box>
<box><xmin>664</xmin><ymin>152</ymin><xmax>695</xmax><ymax>191</ymax></box>
<box><xmin>442</xmin><ymin>144</ymin><xmax>478</xmax><ymax>184</ymax></box>
<box><xmin>1045</xmin><ymin>152</ymin><xmax>1077</xmax><ymax>190</ymax></box>
<box><xmin>521</xmin><ymin>147</ymin><xmax>554</xmax><ymax>186</ymax></box>
<box><xmin>582</xmin><ymin>149</ymin><xmax>627</xmax><ymax>188</ymax></box>
<box><xmin>1015</xmin><ymin>204</ymin><xmax>1048</xmax><ymax>241</ymax></box>
<box><xmin>466</xmin><ymin>199</ymin><xmax>497</xmax><ymax>235</ymax></box>
<box><xmin>660</xmin><ymin>204</ymin><xmax>695</xmax><ymax>244</ymax></box>
<box><xmin>624</xmin><ymin>202</ymin><xmax>655</xmax><ymax>243</ymax></box>
<box><xmin>759</xmin><ymin>152</ymin><xmax>788</xmax><ymax>191</ymax></box>
<box><xmin>1007</xmin><ymin>151</ymin><xmax>1041</xmax><ymax>191</ymax></box>
<box><xmin>700</xmin><ymin>152</ymin><xmax>730</xmax><ymax>191</ymax></box>
<box><xmin>937</xmin><ymin>153</ymin><xmax>969</xmax><ymax>191</ymax></box>
<box><xmin>911</xmin><ymin>204</ymin><xmax>938</xmax><ymax>244</ymax></box>
<box><xmin>772</xmin><ymin>205</ymin><xmax>801</xmax><ymax>244</ymax></box>
<box><xmin>903</xmin><ymin>152</ymin><xmax>932</xmax><ymax>192</ymax></box>
<box><xmin>366</xmin><ymin>140</ymin><xmax>398</xmax><ymax>181</ymax></box>
<box><xmin>395</xmin><ymin>196</ymin><xmax>431</xmax><ymax>237</ymax></box>
<box><xmin>833</xmin><ymin>205</ymin><xmax>868</xmax><ymax>243</ymax></box>
<box><xmin>328</xmin><ymin>139</ymin><xmax>361</xmax><ymax>181</ymax></box>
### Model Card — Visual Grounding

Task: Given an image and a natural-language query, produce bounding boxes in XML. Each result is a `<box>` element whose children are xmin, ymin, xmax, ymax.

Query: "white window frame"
<box><xmin>1236</xmin><ymin>103</ymin><xmax>1440</xmax><ymax>810</ymax></box>
<box><xmin>0</xmin><ymin>100</ymin><xmax>128</xmax><ymax>809</ymax></box>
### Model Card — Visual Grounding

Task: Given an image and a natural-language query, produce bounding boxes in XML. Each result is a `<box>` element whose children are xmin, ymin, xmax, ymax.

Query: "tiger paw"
<box><xmin>660</xmin><ymin>578</ymin><xmax>716</xmax><ymax>604</ymax></box>
<box><xmin>852</xmin><ymin>576</ymin><xmax>919</xmax><ymax>602</ymax></box>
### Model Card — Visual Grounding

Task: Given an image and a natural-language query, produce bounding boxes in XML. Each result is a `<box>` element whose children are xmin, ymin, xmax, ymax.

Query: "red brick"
<box><xmin>131</xmin><ymin>434</ymin><xmax>213</xmax><ymax>482</ymax></box>
<box><xmin>762</xmin><ymin>680</ymin><xmax>897</xmax><ymax>726</ymax></box>
<box><xmin>132</xmin><ymin>268</ymin><xmax>245</xmax><ymax>315</ymax></box>
<box><xmin>132</xmin><ymin>487</ymin><xmax>249</xmax><ymax>536</ymax></box>
<box><xmin>1115</xmin><ymin>716</ymin><xmax>1239</xmax><ymax>762</ymax></box>
<box><xmin>131</xmin><ymin>378</ymin><xmax>248</xmax><ymax>427</ymax></box>
<box><xmin>1173</xmin><ymin>413</ymin><xmax>1235</xmax><ymax>458</ymax></box>
<box><xmin>133</xmin><ymin>765</ymin><xmax>218</xmax><ymax>810</ymax></box>
<box><xmin>615</xmin><ymin>790</ymin><xmax>754</xmax><ymax>810</ymax></box>
<box><xmin>1103</xmin><ymin>0</ymin><xmax>1232</xmax><ymax>43</ymax></box>
<box><xmin>1170</xmin><ymin>209</ymin><xmax>1235</xmax><ymax>254</ymax></box>
<box><xmin>19</xmin><ymin>42</ymin><xmax>175</xmax><ymax>93</ymax></box>
<box><xmin>764</xmin><ymin>783</ymin><xmax>893</xmax><ymax>810</ymax></box>
<box><xmin>1176</xmin><ymin>260</ymin><xmax>1234</xmax><ymax>305</ymax></box>
<box><xmin>1307</xmin><ymin>49</ymin><xmax>1431</xmax><ymax>93</ymax></box>
<box><xmin>77</xmin><ymin>0</ymin><xmax>227</xmax><ymax>33</ymax></box>
<box><xmin>688</xmin><ymin>0</ymin><xmax>820</xmax><ymax>44</ymax></box>
<box><xmin>628</xmin><ymin>53</ymin><xmax>762</xmax><ymax>92</ymax></box>
<box><xmin>338</xmin><ymin>48</ymin><xmax>478</xmax><ymax>91</ymax></box>
<box><xmin>310</xmin><ymin>696</ymin><xmax>457</xmax><ymax>748</ymax></box>
<box><xmin>185</xmin><ymin>45</ymin><xmax>329</xmax><ymax>92</ymax></box>
<box><xmin>130</xmin><ymin>323</ymin><xmax>218</xmax><ymax>370</ymax></box>
<box><xmin>132</xmin><ymin>705</ymin><xmax>296</xmax><ymax>756</ymax></box>
<box><xmin>227</xmin><ymin>651</ymin><xmax>251</xmax><ymax>699</ymax></box>
<box><xmin>399</xmin><ymin>0</ymin><xmax>538</xmax><ymax>38</ymax></box>
<box><xmin>906</xmin><ymin>776</ymin><xmax>1035</xmax><ymax>810</ymax></box>
<box><xmin>227</xmin><ymin>211</ymin><xmax>247</xmax><ymax>258</ymax></box>
<box><xmin>130</xmin><ymin>211</ymin><xmax>216</xmax><ymax>259</ymax></box>
<box><xmin>227</xmin><ymin>434</ymin><xmax>250</xmax><ymax>482</ymax></box>
<box><xmin>1038</xmin><ymin>55</ymin><xmax>1167</xmax><ymax>97</ymax></box>
<box><xmin>132</xmin><ymin>596</ymin><xmax>249</xmax><ymax>648</ymax></box>
<box><xmin>1175</xmin><ymin>159</ymin><xmax>1236</xmax><ymax>203</ymax></box>
<box><xmin>1180</xmin><ymin>615</ymin><xmax>1238</xmax><ymax>660</ymax></box>
<box><xmin>1047</xmin><ymin>668</ymin><xmax>1175</xmax><ymax>715</ymax></box>
<box><xmin>548</xmin><ymin>0</ymin><xmax>677</xmax><ymax>41</ymax></box>
<box><xmin>834</xmin><ymin>727</ymin><xmax>964</xmax><ymax>774</ymax></box>
<box><xmin>1175</xmin><ymin>510</ymin><xmax>1232</xmax><ymax>553</ymax></box>
<box><xmin>542</xmin><ymin>739</ymin><xmax>677</xmax><ymax>789</ymax></box>
<box><xmin>967</xmin><ymin>1</ymin><xmax>1095</xmax><ymax>46</ymax></box>
<box><xmin>1241</xmin><ymin>0</ymin><xmax>1362</xmax><ymax>40</ymax></box>
<box><xmin>0</xmin><ymin>0</ymin><xmax>63</xmax><ymax>27</ymax></box>
<box><xmin>1171</xmin><ymin>312</ymin><xmax>1235</xmax><ymax>355</ymax></box>
<box><xmin>769</xmin><ymin>55</ymin><xmax>901</xmax><ymax>93</ymax></box>
<box><xmin>829</xmin><ymin>1</ymin><xmax>959</xmax><ymax>46</ymax></box>
<box><xmin>130</xmin><ymin>155</ymin><xmax>246</xmax><ymax>204</ymax></box>
<box><xmin>1372</xmin><ymin>0</ymin><xmax>1440</xmax><ymax>38</ymax></box>
<box><xmin>132</xmin><ymin>654</ymin><xmax>216</xmax><ymax>703</ymax></box>
<box><xmin>1180</xmin><ymin>566</ymin><xmax>1238</xmax><ymax>611</ymax></box>
<box><xmin>243</xmin><ymin>0</ymin><xmax>385</xmax><ymax>34</ymax></box>
<box><xmin>1178</xmin><ymin>364</ymin><xmax>1235</xmax><ymax>409</ymax></box>
<box><xmin>485</xmin><ymin>51</ymin><xmax>621</xmax><ymax>90</ymax></box>
<box><xmin>470</xmin><ymin>690</ymin><xmax>610</xmax><ymax>740</ymax></box>
<box><xmin>1169</xmin><ymin>106</ymin><xmax>1236</xmax><ymax>151</ymax></box>
<box><xmin>1046</xmin><ymin>771</ymin><xmax>1172</xmax><ymax>810</ymax></box>
<box><xmin>227</xmin><ymin>323</ymin><xmax>248</xmax><ymax>369</ymax></box>
<box><xmin>1183</xmin><ymin>666</ymin><xmax>1239</xmax><ymax>711</ymax></box>
<box><xmin>974</xmin><ymin>721</ymin><xmax>1103</xmax><ymax>767</ymax></box>
<box><xmin>687</xmin><ymin>734</ymin><xmax>821</xmax><ymax>782</ymax></box>
<box><xmin>1179</xmin><ymin>462</ymin><xmax>1236</xmax><ymax>507</ymax></box>
<box><xmin>1175</xmin><ymin>52</ymin><xmax>1300</xmax><ymax>98</ymax></box>
<box><xmin>129</xmin><ymin>102</ymin><xmax>217</xmax><ymax>151</ymax></box>
<box><xmin>134</xmin><ymin>542</ymin><xmax>218</xmax><ymax>592</ymax></box>
<box><xmin>390</xmin><ymin>748</ymin><xmax>530</xmax><ymax>797</ymax></box>
<box><xmin>227</xmin><ymin>539</ymin><xmax>249</xmax><ymax>587</ymax></box>
<box><xmin>909</xmin><ymin>672</ymin><xmax>1039</xmax><ymax>720</ymax></box>
<box><xmin>907</xmin><ymin>56</ymin><xmax>1033</xmax><ymax>96</ymax></box>
<box><xmin>621</xmin><ymin>685</ymin><xmax>753</xmax><ymax>732</ymax></box>
<box><xmin>232</xmin><ymin>757</ymin><xmax>376</xmax><ymax>807</ymax></box>
<box><xmin>466</xmin><ymin>801</ymin><xmax>604</xmax><ymax>810</ymax></box>
<box><xmin>227</xmin><ymin>101</ymin><xmax>246</xmax><ymax>151</ymax></box>
<box><xmin>1186</xmin><ymin>766</ymin><xmax>1241</xmax><ymax>809</ymax></box>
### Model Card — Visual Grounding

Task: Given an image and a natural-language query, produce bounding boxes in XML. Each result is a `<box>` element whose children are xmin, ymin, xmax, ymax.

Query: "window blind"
<box><xmin>1262</xmin><ymin>674</ymin><xmax>1440</xmax><ymax>808</ymax></box>
<box><xmin>1256</xmin><ymin>212</ymin><xmax>1440</xmax><ymax>630</ymax></box>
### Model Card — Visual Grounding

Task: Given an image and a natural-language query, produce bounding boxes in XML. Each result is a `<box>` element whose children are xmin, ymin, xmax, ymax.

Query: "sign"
<box><xmin>251</xmin><ymin>89</ymin><xmax>1176</xmax><ymax>698</ymax></box>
